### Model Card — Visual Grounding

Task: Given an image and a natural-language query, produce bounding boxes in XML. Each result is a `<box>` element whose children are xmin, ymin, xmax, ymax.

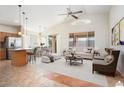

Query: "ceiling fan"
<box><xmin>58</xmin><ymin>6</ymin><xmax>83</xmax><ymax>19</ymax></box>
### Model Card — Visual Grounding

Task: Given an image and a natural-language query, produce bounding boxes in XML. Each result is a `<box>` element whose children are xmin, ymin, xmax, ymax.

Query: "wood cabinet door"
<box><xmin>6</xmin><ymin>33</ymin><xmax>10</xmax><ymax>37</ymax></box>
<box><xmin>0</xmin><ymin>49</ymin><xmax>6</xmax><ymax>60</ymax></box>
<box><xmin>0</xmin><ymin>32</ymin><xmax>2</xmax><ymax>42</ymax></box>
<box><xmin>0</xmin><ymin>32</ymin><xmax>19</xmax><ymax>42</ymax></box>
<box><xmin>8</xmin><ymin>33</ymin><xmax>18</xmax><ymax>37</ymax></box>
<box><xmin>0</xmin><ymin>32</ymin><xmax>7</xmax><ymax>42</ymax></box>
<box><xmin>3</xmin><ymin>32</ymin><xmax>7</xmax><ymax>41</ymax></box>
<box><xmin>0</xmin><ymin>32</ymin><xmax>4</xmax><ymax>42</ymax></box>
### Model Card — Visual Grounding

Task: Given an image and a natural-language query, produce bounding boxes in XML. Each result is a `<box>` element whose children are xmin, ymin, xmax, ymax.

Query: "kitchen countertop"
<box><xmin>9</xmin><ymin>48</ymin><xmax>33</xmax><ymax>51</ymax></box>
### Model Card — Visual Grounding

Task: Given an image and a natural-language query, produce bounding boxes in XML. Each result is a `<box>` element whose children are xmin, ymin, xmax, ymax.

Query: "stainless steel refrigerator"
<box><xmin>5</xmin><ymin>37</ymin><xmax>22</xmax><ymax>59</ymax></box>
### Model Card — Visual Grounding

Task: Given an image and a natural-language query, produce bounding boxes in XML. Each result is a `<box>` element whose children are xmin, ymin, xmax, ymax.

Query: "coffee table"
<box><xmin>66</xmin><ymin>55</ymin><xmax>83</xmax><ymax>65</ymax></box>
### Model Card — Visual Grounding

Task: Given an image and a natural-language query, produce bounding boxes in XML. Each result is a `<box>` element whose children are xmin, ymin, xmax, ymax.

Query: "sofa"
<box><xmin>64</xmin><ymin>47</ymin><xmax>94</xmax><ymax>60</ymax></box>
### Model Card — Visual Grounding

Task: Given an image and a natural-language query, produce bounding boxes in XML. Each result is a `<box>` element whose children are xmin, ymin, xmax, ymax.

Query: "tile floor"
<box><xmin>0</xmin><ymin>60</ymin><xmax>124</xmax><ymax>87</ymax></box>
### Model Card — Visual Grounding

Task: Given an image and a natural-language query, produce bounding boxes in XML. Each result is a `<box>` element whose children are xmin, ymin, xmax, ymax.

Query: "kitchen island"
<box><xmin>11</xmin><ymin>48</ymin><xmax>28</xmax><ymax>66</ymax></box>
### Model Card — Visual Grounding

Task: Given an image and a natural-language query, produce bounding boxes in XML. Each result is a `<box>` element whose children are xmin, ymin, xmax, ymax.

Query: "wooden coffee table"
<box><xmin>66</xmin><ymin>55</ymin><xmax>83</xmax><ymax>65</ymax></box>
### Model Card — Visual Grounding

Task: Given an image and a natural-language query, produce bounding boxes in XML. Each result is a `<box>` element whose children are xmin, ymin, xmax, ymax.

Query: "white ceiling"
<box><xmin>0</xmin><ymin>5</ymin><xmax>111</xmax><ymax>32</ymax></box>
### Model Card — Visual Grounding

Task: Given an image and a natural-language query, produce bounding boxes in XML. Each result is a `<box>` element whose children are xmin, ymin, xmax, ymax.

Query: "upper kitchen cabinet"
<box><xmin>0</xmin><ymin>32</ymin><xmax>6</xmax><ymax>42</ymax></box>
<box><xmin>11</xmin><ymin>33</ymin><xmax>19</xmax><ymax>37</ymax></box>
<box><xmin>0</xmin><ymin>32</ymin><xmax>2</xmax><ymax>42</ymax></box>
<box><xmin>0</xmin><ymin>32</ymin><xmax>19</xmax><ymax>42</ymax></box>
<box><xmin>6</xmin><ymin>32</ymin><xmax>18</xmax><ymax>37</ymax></box>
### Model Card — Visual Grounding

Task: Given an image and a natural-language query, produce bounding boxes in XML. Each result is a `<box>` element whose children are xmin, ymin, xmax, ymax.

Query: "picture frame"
<box><xmin>119</xmin><ymin>17</ymin><xmax>124</xmax><ymax>45</ymax></box>
<box><xmin>112</xmin><ymin>23</ymin><xmax>120</xmax><ymax>46</ymax></box>
<box><xmin>112</xmin><ymin>17</ymin><xmax>124</xmax><ymax>46</ymax></box>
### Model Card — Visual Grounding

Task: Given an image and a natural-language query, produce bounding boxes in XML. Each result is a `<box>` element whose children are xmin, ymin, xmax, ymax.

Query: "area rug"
<box><xmin>36</xmin><ymin>58</ymin><xmax>108</xmax><ymax>86</ymax></box>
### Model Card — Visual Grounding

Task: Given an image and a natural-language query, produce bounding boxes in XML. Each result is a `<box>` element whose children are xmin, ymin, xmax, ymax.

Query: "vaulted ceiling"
<box><xmin>0</xmin><ymin>5</ymin><xmax>111</xmax><ymax>32</ymax></box>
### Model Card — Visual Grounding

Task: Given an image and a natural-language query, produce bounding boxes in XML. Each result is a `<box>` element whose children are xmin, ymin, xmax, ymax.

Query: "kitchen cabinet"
<box><xmin>0</xmin><ymin>32</ymin><xmax>6</xmax><ymax>42</ymax></box>
<box><xmin>0</xmin><ymin>48</ymin><xmax>6</xmax><ymax>60</ymax></box>
<box><xmin>6</xmin><ymin>33</ymin><xmax>12</xmax><ymax>37</ymax></box>
<box><xmin>0</xmin><ymin>32</ymin><xmax>2</xmax><ymax>42</ymax></box>
<box><xmin>5</xmin><ymin>32</ymin><xmax>18</xmax><ymax>37</ymax></box>
<box><xmin>12</xmin><ymin>33</ymin><xmax>19</xmax><ymax>37</ymax></box>
<box><xmin>0</xmin><ymin>32</ymin><xmax>19</xmax><ymax>60</ymax></box>
<box><xmin>0</xmin><ymin>32</ymin><xmax>19</xmax><ymax>42</ymax></box>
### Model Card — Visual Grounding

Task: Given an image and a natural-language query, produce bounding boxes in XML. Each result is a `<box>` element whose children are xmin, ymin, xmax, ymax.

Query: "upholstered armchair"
<box><xmin>40</xmin><ymin>47</ymin><xmax>54</xmax><ymax>63</ymax></box>
<box><xmin>92</xmin><ymin>50</ymin><xmax>120</xmax><ymax>77</ymax></box>
<box><xmin>41</xmin><ymin>47</ymin><xmax>61</xmax><ymax>63</ymax></box>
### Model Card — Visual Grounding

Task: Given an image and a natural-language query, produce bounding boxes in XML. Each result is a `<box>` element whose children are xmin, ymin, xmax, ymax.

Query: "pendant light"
<box><xmin>25</xmin><ymin>17</ymin><xmax>28</xmax><ymax>35</ymax></box>
<box><xmin>22</xmin><ymin>10</ymin><xmax>28</xmax><ymax>35</ymax></box>
<box><xmin>17</xmin><ymin>5</ymin><xmax>28</xmax><ymax>36</ymax></box>
<box><xmin>22</xmin><ymin>11</ymin><xmax>26</xmax><ymax>35</ymax></box>
<box><xmin>18</xmin><ymin>5</ymin><xmax>22</xmax><ymax>36</ymax></box>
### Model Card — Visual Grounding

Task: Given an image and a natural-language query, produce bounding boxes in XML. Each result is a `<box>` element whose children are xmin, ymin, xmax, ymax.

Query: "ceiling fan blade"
<box><xmin>71</xmin><ymin>11</ymin><xmax>83</xmax><ymax>14</ymax></box>
<box><xmin>58</xmin><ymin>13</ymin><xmax>68</xmax><ymax>16</ymax></box>
<box><xmin>71</xmin><ymin>15</ymin><xmax>78</xmax><ymax>19</ymax></box>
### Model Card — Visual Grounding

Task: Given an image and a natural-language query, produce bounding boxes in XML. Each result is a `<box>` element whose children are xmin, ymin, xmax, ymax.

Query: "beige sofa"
<box><xmin>64</xmin><ymin>47</ymin><xmax>109</xmax><ymax>60</ymax></box>
<box><xmin>64</xmin><ymin>47</ymin><xmax>94</xmax><ymax>60</ymax></box>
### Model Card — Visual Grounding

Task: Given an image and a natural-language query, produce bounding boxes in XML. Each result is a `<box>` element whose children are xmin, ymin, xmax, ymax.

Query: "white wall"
<box><xmin>42</xmin><ymin>14</ymin><xmax>109</xmax><ymax>54</ymax></box>
<box><xmin>0</xmin><ymin>24</ymin><xmax>18</xmax><ymax>32</ymax></box>
<box><xmin>109</xmin><ymin>5</ymin><xmax>124</xmax><ymax>76</ymax></box>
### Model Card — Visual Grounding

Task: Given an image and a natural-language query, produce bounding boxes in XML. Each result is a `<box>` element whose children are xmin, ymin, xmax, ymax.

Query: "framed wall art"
<box><xmin>112</xmin><ymin>23</ymin><xmax>120</xmax><ymax>46</ymax></box>
<box><xmin>119</xmin><ymin>17</ymin><xmax>124</xmax><ymax>45</ymax></box>
<box><xmin>112</xmin><ymin>17</ymin><xmax>124</xmax><ymax>46</ymax></box>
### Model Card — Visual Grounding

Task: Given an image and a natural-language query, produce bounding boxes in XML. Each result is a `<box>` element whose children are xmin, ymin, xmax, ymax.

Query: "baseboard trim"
<box><xmin>117</xmin><ymin>70</ymin><xmax>124</xmax><ymax>78</ymax></box>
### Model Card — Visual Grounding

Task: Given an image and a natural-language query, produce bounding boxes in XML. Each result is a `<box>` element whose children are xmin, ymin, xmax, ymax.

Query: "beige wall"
<box><xmin>42</xmin><ymin>14</ymin><xmax>109</xmax><ymax>54</ymax></box>
<box><xmin>109</xmin><ymin>5</ymin><xmax>124</xmax><ymax>76</ymax></box>
<box><xmin>22</xmin><ymin>30</ymin><xmax>40</xmax><ymax>48</ymax></box>
<box><xmin>0</xmin><ymin>24</ymin><xmax>18</xmax><ymax>32</ymax></box>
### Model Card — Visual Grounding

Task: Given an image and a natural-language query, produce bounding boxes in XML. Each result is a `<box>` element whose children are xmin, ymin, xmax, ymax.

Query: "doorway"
<box><xmin>48</xmin><ymin>35</ymin><xmax>57</xmax><ymax>53</ymax></box>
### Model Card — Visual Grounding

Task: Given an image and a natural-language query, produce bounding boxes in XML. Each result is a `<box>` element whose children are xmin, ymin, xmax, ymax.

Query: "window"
<box><xmin>69</xmin><ymin>37</ymin><xmax>74</xmax><ymax>47</ymax></box>
<box><xmin>69</xmin><ymin>32</ymin><xmax>95</xmax><ymax>48</ymax></box>
<box><xmin>29</xmin><ymin>34</ymin><xmax>38</xmax><ymax>48</ymax></box>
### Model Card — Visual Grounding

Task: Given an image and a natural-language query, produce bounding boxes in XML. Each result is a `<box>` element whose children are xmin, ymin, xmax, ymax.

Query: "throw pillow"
<box><xmin>83</xmin><ymin>48</ymin><xmax>89</xmax><ymax>53</ymax></box>
<box><xmin>104</xmin><ymin>55</ymin><xmax>114</xmax><ymax>64</ymax></box>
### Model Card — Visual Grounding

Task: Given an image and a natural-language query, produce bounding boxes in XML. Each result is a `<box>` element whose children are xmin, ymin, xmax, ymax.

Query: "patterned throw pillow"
<box><xmin>104</xmin><ymin>55</ymin><xmax>114</xmax><ymax>64</ymax></box>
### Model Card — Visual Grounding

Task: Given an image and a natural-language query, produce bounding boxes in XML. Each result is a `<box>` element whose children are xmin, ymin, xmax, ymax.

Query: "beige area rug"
<box><xmin>36</xmin><ymin>57</ymin><xmax>108</xmax><ymax>86</ymax></box>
